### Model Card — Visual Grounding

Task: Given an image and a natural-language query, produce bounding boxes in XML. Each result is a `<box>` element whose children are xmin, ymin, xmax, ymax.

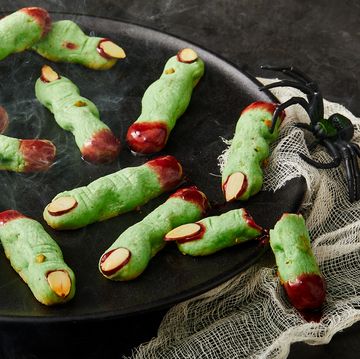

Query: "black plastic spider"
<box><xmin>259</xmin><ymin>65</ymin><xmax>360</xmax><ymax>202</ymax></box>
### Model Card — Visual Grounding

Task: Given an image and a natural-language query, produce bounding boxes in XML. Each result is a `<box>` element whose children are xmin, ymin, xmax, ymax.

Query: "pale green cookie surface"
<box><xmin>177</xmin><ymin>209</ymin><xmax>262</xmax><ymax>256</ymax></box>
<box><xmin>137</xmin><ymin>55</ymin><xmax>205</xmax><ymax>129</ymax></box>
<box><xmin>0</xmin><ymin>216</ymin><xmax>75</xmax><ymax>305</ymax></box>
<box><xmin>44</xmin><ymin>163</ymin><xmax>163</xmax><ymax>230</ymax></box>
<box><xmin>222</xmin><ymin>103</ymin><xmax>281</xmax><ymax>201</ymax></box>
<box><xmin>32</xmin><ymin>20</ymin><xmax>117</xmax><ymax>70</ymax></box>
<box><xmin>0</xmin><ymin>10</ymin><xmax>43</xmax><ymax>61</ymax></box>
<box><xmin>269</xmin><ymin>213</ymin><xmax>320</xmax><ymax>283</ymax></box>
<box><xmin>35</xmin><ymin>75</ymin><xmax>110</xmax><ymax>150</ymax></box>
<box><xmin>100</xmin><ymin>197</ymin><xmax>204</xmax><ymax>281</ymax></box>
<box><xmin>0</xmin><ymin>135</ymin><xmax>24</xmax><ymax>171</ymax></box>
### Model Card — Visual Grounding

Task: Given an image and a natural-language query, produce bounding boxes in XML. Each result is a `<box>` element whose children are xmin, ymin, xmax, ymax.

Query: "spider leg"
<box><xmin>267</xmin><ymin>97</ymin><xmax>311</xmax><ymax>133</ymax></box>
<box><xmin>335</xmin><ymin>142</ymin><xmax>357</xmax><ymax>202</ymax></box>
<box><xmin>346</xmin><ymin>143</ymin><xmax>360</xmax><ymax>201</ymax></box>
<box><xmin>350</xmin><ymin>142</ymin><xmax>360</xmax><ymax>158</ymax></box>
<box><xmin>299</xmin><ymin>139</ymin><xmax>341</xmax><ymax>169</ymax></box>
<box><xmin>261</xmin><ymin>65</ymin><xmax>314</xmax><ymax>84</ymax></box>
<box><xmin>259</xmin><ymin>80</ymin><xmax>314</xmax><ymax>95</ymax></box>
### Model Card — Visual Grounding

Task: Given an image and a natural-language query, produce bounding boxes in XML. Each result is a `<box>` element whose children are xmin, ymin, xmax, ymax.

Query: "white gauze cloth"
<box><xmin>129</xmin><ymin>78</ymin><xmax>360</xmax><ymax>359</ymax></box>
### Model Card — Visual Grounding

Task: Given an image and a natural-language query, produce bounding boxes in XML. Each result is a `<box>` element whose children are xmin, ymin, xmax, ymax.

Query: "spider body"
<box><xmin>259</xmin><ymin>66</ymin><xmax>360</xmax><ymax>202</ymax></box>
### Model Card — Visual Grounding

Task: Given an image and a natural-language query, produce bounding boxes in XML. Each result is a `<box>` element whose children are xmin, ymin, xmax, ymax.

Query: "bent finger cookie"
<box><xmin>269</xmin><ymin>213</ymin><xmax>326</xmax><ymax>311</ymax></box>
<box><xmin>35</xmin><ymin>65</ymin><xmax>121</xmax><ymax>163</ymax></box>
<box><xmin>165</xmin><ymin>208</ymin><xmax>262</xmax><ymax>256</ymax></box>
<box><xmin>0</xmin><ymin>134</ymin><xmax>56</xmax><ymax>172</ymax></box>
<box><xmin>126</xmin><ymin>48</ymin><xmax>205</xmax><ymax>154</ymax></box>
<box><xmin>222</xmin><ymin>102</ymin><xmax>285</xmax><ymax>202</ymax></box>
<box><xmin>32</xmin><ymin>20</ymin><xmax>125</xmax><ymax>70</ymax></box>
<box><xmin>99</xmin><ymin>186</ymin><xmax>208</xmax><ymax>281</ymax></box>
<box><xmin>0</xmin><ymin>210</ymin><xmax>75</xmax><ymax>305</ymax></box>
<box><xmin>0</xmin><ymin>7</ymin><xmax>51</xmax><ymax>61</ymax></box>
<box><xmin>44</xmin><ymin>155</ymin><xmax>183</xmax><ymax>230</ymax></box>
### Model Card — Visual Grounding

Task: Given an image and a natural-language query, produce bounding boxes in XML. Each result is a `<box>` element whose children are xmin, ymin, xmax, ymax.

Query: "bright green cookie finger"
<box><xmin>165</xmin><ymin>208</ymin><xmax>262</xmax><ymax>256</ymax></box>
<box><xmin>32</xmin><ymin>20</ymin><xmax>125</xmax><ymax>70</ymax></box>
<box><xmin>0</xmin><ymin>210</ymin><xmax>75</xmax><ymax>306</ymax></box>
<box><xmin>126</xmin><ymin>48</ymin><xmax>205</xmax><ymax>154</ymax></box>
<box><xmin>35</xmin><ymin>65</ymin><xmax>121</xmax><ymax>163</ymax></box>
<box><xmin>99</xmin><ymin>186</ymin><xmax>208</xmax><ymax>281</ymax></box>
<box><xmin>0</xmin><ymin>7</ymin><xmax>51</xmax><ymax>61</ymax></box>
<box><xmin>269</xmin><ymin>213</ymin><xmax>326</xmax><ymax>310</ymax></box>
<box><xmin>44</xmin><ymin>155</ymin><xmax>183</xmax><ymax>230</ymax></box>
<box><xmin>222</xmin><ymin>102</ymin><xmax>285</xmax><ymax>202</ymax></box>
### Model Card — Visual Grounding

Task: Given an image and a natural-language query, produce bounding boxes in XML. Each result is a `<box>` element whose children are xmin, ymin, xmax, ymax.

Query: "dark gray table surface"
<box><xmin>1</xmin><ymin>1</ymin><xmax>360</xmax><ymax>358</ymax></box>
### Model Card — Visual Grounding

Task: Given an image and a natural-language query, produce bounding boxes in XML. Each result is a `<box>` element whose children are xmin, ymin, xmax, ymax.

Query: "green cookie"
<box><xmin>169</xmin><ymin>208</ymin><xmax>262</xmax><ymax>256</ymax></box>
<box><xmin>269</xmin><ymin>213</ymin><xmax>326</xmax><ymax>310</ymax></box>
<box><xmin>99</xmin><ymin>186</ymin><xmax>208</xmax><ymax>281</ymax></box>
<box><xmin>32</xmin><ymin>20</ymin><xmax>126</xmax><ymax>70</ymax></box>
<box><xmin>44</xmin><ymin>155</ymin><xmax>183</xmax><ymax>230</ymax></box>
<box><xmin>0</xmin><ymin>134</ymin><xmax>56</xmax><ymax>172</ymax></box>
<box><xmin>0</xmin><ymin>210</ymin><xmax>75</xmax><ymax>306</ymax></box>
<box><xmin>126</xmin><ymin>48</ymin><xmax>205</xmax><ymax>154</ymax></box>
<box><xmin>222</xmin><ymin>102</ymin><xmax>284</xmax><ymax>202</ymax></box>
<box><xmin>35</xmin><ymin>66</ymin><xmax>121</xmax><ymax>163</ymax></box>
<box><xmin>0</xmin><ymin>7</ymin><xmax>51</xmax><ymax>61</ymax></box>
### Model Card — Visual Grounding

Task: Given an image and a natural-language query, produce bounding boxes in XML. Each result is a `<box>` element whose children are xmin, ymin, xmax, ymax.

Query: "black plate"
<box><xmin>0</xmin><ymin>14</ymin><xmax>305</xmax><ymax>322</ymax></box>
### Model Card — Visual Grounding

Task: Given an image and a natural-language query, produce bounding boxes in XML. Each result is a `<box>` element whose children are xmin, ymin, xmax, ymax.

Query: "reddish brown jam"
<box><xmin>63</xmin><ymin>42</ymin><xmax>78</xmax><ymax>50</ymax></box>
<box><xmin>0</xmin><ymin>106</ymin><xmax>9</xmax><ymax>134</ymax></box>
<box><xmin>20</xmin><ymin>139</ymin><xmax>56</xmax><ymax>172</ymax></box>
<box><xmin>242</xmin><ymin>209</ymin><xmax>263</xmax><ymax>232</ymax></box>
<box><xmin>126</xmin><ymin>122</ymin><xmax>168</xmax><ymax>154</ymax></box>
<box><xmin>170</xmin><ymin>186</ymin><xmax>209</xmax><ymax>213</ymax></box>
<box><xmin>21</xmin><ymin>7</ymin><xmax>51</xmax><ymax>37</ymax></box>
<box><xmin>222</xmin><ymin>173</ymin><xmax>248</xmax><ymax>201</ymax></box>
<box><xmin>100</xmin><ymin>248</ymin><xmax>131</xmax><ymax>276</ymax></box>
<box><xmin>147</xmin><ymin>155</ymin><xmax>183</xmax><ymax>191</ymax></box>
<box><xmin>96</xmin><ymin>38</ymin><xmax>112</xmax><ymax>59</ymax></box>
<box><xmin>0</xmin><ymin>210</ymin><xmax>26</xmax><ymax>226</ymax></box>
<box><xmin>284</xmin><ymin>273</ymin><xmax>326</xmax><ymax>311</ymax></box>
<box><xmin>176</xmin><ymin>223</ymin><xmax>206</xmax><ymax>244</ymax></box>
<box><xmin>81</xmin><ymin>129</ymin><xmax>121</xmax><ymax>164</ymax></box>
<box><xmin>241</xmin><ymin>101</ymin><xmax>286</xmax><ymax>122</ymax></box>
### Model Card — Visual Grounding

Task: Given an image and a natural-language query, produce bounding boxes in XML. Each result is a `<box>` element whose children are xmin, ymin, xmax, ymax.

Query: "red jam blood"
<box><xmin>0</xmin><ymin>210</ymin><xmax>26</xmax><ymax>226</ymax></box>
<box><xmin>222</xmin><ymin>173</ymin><xmax>248</xmax><ymax>201</ymax></box>
<box><xmin>0</xmin><ymin>106</ymin><xmax>9</xmax><ymax>134</ymax></box>
<box><xmin>63</xmin><ymin>42</ymin><xmax>78</xmax><ymax>50</ymax></box>
<box><xmin>241</xmin><ymin>101</ymin><xmax>286</xmax><ymax>122</ymax></box>
<box><xmin>147</xmin><ymin>155</ymin><xmax>183</xmax><ymax>191</ymax></box>
<box><xmin>171</xmin><ymin>186</ymin><xmax>209</xmax><ymax>213</ymax></box>
<box><xmin>20</xmin><ymin>139</ymin><xmax>56</xmax><ymax>172</ymax></box>
<box><xmin>126</xmin><ymin>122</ymin><xmax>168</xmax><ymax>154</ymax></box>
<box><xmin>242</xmin><ymin>209</ymin><xmax>263</xmax><ymax>232</ymax></box>
<box><xmin>100</xmin><ymin>248</ymin><xmax>131</xmax><ymax>276</ymax></box>
<box><xmin>21</xmin><ymin>7</ymin><xmax>51</xmax><ymax>37</ymax></box>
<box><xmin>81</xmin><ymin>129</ymin><xmax>121</xmax><ymax>164</ymax></box>
<box><xmin>284</xmin><ymin>273</ymin><xmax>326</xmax><ymax>311</ymax></box>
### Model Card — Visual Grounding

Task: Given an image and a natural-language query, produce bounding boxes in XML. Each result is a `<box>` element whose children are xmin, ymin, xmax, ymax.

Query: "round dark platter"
<box><xmin>0</xmin><ymin>13</ymin><xmax>306</xmax><ymax>325</ymax></box>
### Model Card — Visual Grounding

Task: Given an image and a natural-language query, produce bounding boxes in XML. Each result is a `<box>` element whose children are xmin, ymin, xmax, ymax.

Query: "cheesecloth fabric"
<box><xmin>129</xmin><ymin>78</ymin><xmax>360</xmax><ymax>359</ymax></box>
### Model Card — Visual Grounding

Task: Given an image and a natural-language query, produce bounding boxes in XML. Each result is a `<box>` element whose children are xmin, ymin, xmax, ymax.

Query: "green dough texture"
<box><xmin>35</xmin><ymin>70</ymin><xmax>119</xmax><ymax>162</ymax></box>
<box><xmin>269</xmin><ymin>213</ymin><xmax>321</xmax><ymax>283</ymax></box>
<box><xmin>0</xmin><ymin>211</ymin><xmax>75</xmax><ymax>305</ymax></box>
<box><xmin>32</xmin><ymin>20</ymin><xmax>120</xmax><ymax>70</ymax></box>
<box><xmin>177</xmin><ymin>209</ymin><xmax>262</xmax><ymax>256</ymax></box>
<box><xmin>43</xmin><ymin>156</ymin><xmax>182</xmax><ymax>230</ymax></box>
<box><xmin>137</xmin><ymin>55</ymin><xmax>204</xmax><ymax>127</ymax></box>
<box><xmin>99</xmin><ymin>188</ymin><xmax>206</xmax><ymax>281</ymax></box>
<box><xmin>222</xmin><ymin>102</ymin><xmax>283</xmax><ymax>201</ymax></box>
<box><xmin>0</xmin><ymin>135</ymin><xmax>25</xmax><ymax>171</ymax></box>
<box><xmin>0</xmin><ymin>8</ymin><xmax>47</xmax><ymax>61</ymax></box>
